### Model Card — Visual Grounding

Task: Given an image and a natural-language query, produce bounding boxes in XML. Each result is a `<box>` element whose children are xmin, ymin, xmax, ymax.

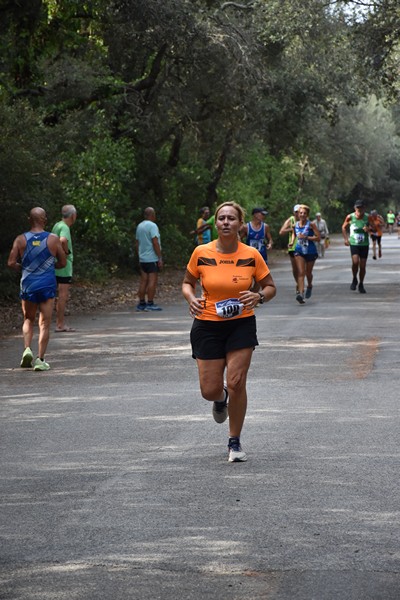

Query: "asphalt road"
<box><xmin>1</xmin><ymin>234</ymin><xmax>399</xmax><ymax>600</ymax></box>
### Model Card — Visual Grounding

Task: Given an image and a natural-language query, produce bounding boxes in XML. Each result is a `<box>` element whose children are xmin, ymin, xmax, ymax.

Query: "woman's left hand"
<box><xmin>239</xmin><ymin>290</ymin><xmax>260</xmax><ymax>310</ymax></box>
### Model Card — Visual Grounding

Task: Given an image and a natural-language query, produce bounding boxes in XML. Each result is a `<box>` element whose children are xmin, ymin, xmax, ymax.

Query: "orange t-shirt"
<box><xmin>186</xmin><ymin>240</ymin><xmax>270</xmax><ymax>321</ymax></box>
<box><xmin>369</xmin><ymin>215</ymin><xmax>383</xmax><ymax>236</ymax></box>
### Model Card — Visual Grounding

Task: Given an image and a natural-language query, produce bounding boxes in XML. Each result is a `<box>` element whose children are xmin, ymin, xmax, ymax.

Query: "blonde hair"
<box><xmin>298</xmin><ymin>204</ymin><xmax>310</xmax><ymax>216</ymax></box>
<box><xmin>215</xmin><ymin>201</ymin><xmax>245</xmax><ymax>224</ymax></box>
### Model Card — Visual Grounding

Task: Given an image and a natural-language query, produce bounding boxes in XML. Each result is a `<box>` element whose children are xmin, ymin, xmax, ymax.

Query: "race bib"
<box><xmin>298</xmin><ymin>238</ymin><xmax>309</xmax><ymax>253</ymax></box>
<box><xmin>215</xmin><ymin>298</ymin><xmax>244</xmax><ymax>319</ymax></box>
<box><xmin>354</xmin><ymin>234</ymin><xmax>364</xmax><ymax>244</ymax></box>
<box><xmin>250</xmin><ymin>239</ymin><xmax>262</xmax><ymax>251</ymax></box>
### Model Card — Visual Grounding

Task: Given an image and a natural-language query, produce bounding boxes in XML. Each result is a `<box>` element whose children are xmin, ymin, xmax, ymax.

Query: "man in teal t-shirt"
<box><xmin>342</xmin><ymin>200</ymin><xmax>371</xmax><ymax>294</ymax></box>
<box><xmin>135</xmin><ymin>206</ymin><xmax>163</xmax><ymax>311</ymax></box>
<box><xmin>52</xmin><ymin>205</ymin><xmax>77</xmax><ymax>331</ymax></box>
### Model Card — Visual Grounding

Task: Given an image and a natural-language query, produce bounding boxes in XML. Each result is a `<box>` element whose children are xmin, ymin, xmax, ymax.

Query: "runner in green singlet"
<box><xmin>341</xmin><ymin>200</ymin><xmax>372</xmax><ymax>294</ymax></box>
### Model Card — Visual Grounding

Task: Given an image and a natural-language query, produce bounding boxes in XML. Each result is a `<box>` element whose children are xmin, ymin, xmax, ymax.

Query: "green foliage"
<box><xmin>0</xmin><ymin>100</ymin><xmax>62</xmax><ymax>252</ymax></box>
<box><xmin>1</xmin><ymin>0</ymin><xmax>400</xmax><ymax>297</ymax></box>
<box><xmin>219</xmin><ymin>144</ymin><xmax>300</xmax><ymax>244</ymax></box>
<box><xmin>60</xmin><ymin>116</ymin><xmax>136</xmax><ymax>278</ymax></box>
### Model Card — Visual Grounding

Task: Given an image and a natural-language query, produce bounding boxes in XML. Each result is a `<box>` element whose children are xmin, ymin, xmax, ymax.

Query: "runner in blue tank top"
<box><xmin>8</xmin><ymin>208</ymin><xmax>66</xmax><ymax>371</ymax></box>
<box><xmin>290</xmin><ymin>204</ymin><xmax>320</xmax><ymax>304</ymax></box>
<box><xmin>240</xmin><ymin>207</ymin><xmax>273</xmax><ymax>294</ymax></box>
<box><xmin>20</xmin><ymin>231</ymin><xmax>57</xmax><ymax>300</ymax></box>
<box><xmin>241</xmin><ymin>207</ymin><xmax>273</xmax><ymax>264</ymax></box>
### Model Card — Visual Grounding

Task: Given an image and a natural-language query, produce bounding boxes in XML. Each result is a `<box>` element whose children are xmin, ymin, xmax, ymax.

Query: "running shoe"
<box><xmin>358</xmin><ymin>283</ymin><xmax>366</xmax><ymax>294</ymax></box>
<box><xmin>372</xmin><ymin>255</ymin><xmax>377</xmax><ymax>260</ymax></box>
<box><xmin>350</xmin><ymin>278</ymin><xmax>358</xmax><ymax>291</ymax></box>
<box><xmin>305</xmin><ymin>287</ymin><xmax>313</xmax><ymax>299</ymax></box>
<box><xmin>136</xmin><ymin>303</ymin><xmax>148</xmax><ymax>312</ymax></box>
<box><xmin>296</xmin><ymin>293</ymin><xmax>305</xmax><ymax>305</ymax></box>
<box><xmin>146</xmin><ymin>303</ymin><xmax>163</xmax><ymax>311</ymax></box>
<box><xmin>20</xmin><ymin>347</ymin><xmax>33</xmax><ymax>368</ymax></box>
<box><xmin>33</xmin><ymin>358</ymin><xmax>50</xmax><ymax>371</ymax></box>
<box><xmin>212</xmin><ymin>386</ymin><xmax>228</xmax><ymax>424</ymax></box>
<box><xmin>228</xmin><ymin>437</ymin><xmax>247</xmax><ymax>462</ymax></box>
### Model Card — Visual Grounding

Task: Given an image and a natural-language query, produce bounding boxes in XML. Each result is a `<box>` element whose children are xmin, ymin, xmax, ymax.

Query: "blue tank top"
<box><xmin>294</xmin><ymin>220</ymin><xmax>317</xmax><ymax>255</ymax></box>
<box><xmin>20</xmin><ymin>231</ymin><xmax>56</xmax><ymax>294</ymax></box>
<box><xmin>246</xmin><ymin>222</ymin><xmax>268</xmax><ymax>262</ymax></box>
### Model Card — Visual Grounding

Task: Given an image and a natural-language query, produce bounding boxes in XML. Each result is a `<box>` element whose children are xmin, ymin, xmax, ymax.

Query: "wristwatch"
<box><xmin>258</xmin><ymin>292</ymin><xmax>264</xmax><ymax>304</ymax></box>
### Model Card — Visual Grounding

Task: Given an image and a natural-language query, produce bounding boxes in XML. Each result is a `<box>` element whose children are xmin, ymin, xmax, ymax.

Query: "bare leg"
<box><xmin>21</xmin><ymin>300</ymin><xmax>37</xmax><ymax>349</ymax></box>
<box><xmin>305</xmin><ymin>260</ymin><xmax>315</xmax><ymax>290</ymax></box>
<box><xmin>289</xmin><ymin>254</ymin><xmax>298</xmax><ymax>288</ymax></box>
<box><xmin>56</xmin><ymin>283</ymin><xmax>70</xmax><ymax>330</ymax></box>
<box><xmin>294</xmin><ymin>256</ymin><xmax>306</xmax><ymax>295</ymax></box>
<box><xmin>38</xmin><ymin>298</ymin><xmax>55</xmax><ymax>359</ymax></box>
<box><xmin>146</xmin><ymin>272</ymin><xmax>159</xmax><ymax>302</ymax></box>
<box><xmin>196</xmin><ymin>357</ymin><xmax>226</xmax><ymax>402</ymax></box>
<box><xmin>195</xmin><ymin>347</ymin><xmax>253</xmax><ymax>439</ymax></box>
<box><xmin>225</xmin><ymin>348</ymin><xmax>253</xmax><ymax>438</ymax></box>
<box><xmin>351</xmin><ymin>254</ymin><xmax>360</xmax><ymax>280</ymax></box>
<box><xmin>359</xmin><ymin>257</ymin><xmax>367</xmax><ymax>284</ymax></box>
<box><xmin>138</xmin><ymin>270</ymin><xmax>149</xmax><ymax>302</ymax></box>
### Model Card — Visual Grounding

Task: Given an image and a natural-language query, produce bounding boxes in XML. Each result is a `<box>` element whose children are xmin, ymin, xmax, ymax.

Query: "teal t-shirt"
<box><xmin>52</xmin><ymin>220</ymin><xmax>73</xmax><ymax>277</ymax></box>
<box><xmin>135</xmin><ymin>219</ymin><xmax>161</xmax><ymax>262</ymax></box>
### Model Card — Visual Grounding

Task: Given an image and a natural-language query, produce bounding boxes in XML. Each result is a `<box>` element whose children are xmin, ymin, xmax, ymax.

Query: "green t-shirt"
<box><xmin>206</xmin><ymin>215</ymin><xmax>218</xmax><ymax>240</ymax></box>
<box><xmin>387</xmin><ymin>212</ymin><xmax>395</xmax><ymax>224</ymax></box>
<box><xmin>288</xmin><ymin>215</ymin><xmax>297</xmax><ymax>252</ymax></box>
<box><xmin>349</xmin><ymin>213</ymin><xmax>369</xmax><ymax>246</ymax></box>
<box><xmin>52</xmin><ymin>220</ymin><xmax>73</xmax><ymax>277</ymax></box>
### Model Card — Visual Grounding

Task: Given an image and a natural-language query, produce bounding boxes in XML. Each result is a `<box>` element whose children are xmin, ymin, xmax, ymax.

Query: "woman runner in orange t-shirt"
<box><xmin>182</xmin><ymin>201</ymin><xmax>276</xmax><ymax>463</ymax></box>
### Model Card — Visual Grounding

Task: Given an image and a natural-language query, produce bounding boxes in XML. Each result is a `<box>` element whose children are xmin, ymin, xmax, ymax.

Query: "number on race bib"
<box><xmin>215</xmin><ymin>298</ymin><xmax>244</xmax><ymax>319</ymax></box>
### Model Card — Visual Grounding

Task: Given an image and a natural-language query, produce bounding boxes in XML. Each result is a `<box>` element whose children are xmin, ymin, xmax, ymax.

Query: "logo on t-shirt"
<box><xmin>219</xmin><ymin>259</ymin><xmax>234</xmax><ymax>264</ymax></box>
<box><xmin>236</xmin><ymin>258</ymin><xmax>256</xmax><ymax>267</ymax></box>
<box><xmin>198</xmin><ymin>257</ymin><xmax>217</xmax><ymax>266</ymax></box>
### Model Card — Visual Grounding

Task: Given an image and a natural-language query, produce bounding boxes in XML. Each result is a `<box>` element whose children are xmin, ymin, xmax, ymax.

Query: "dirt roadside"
<box><xmin>0</xmin><ymin>249</ymin><xmax>286</xmax><ymax>339</ymax></box>
<box><xmin>0</xmin><ymin>268</ymin><xmax>186</xmax><ymax>339</ymax></box>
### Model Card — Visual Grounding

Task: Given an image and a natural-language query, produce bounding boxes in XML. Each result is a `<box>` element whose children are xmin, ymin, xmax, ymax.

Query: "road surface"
<box><xmin>1</xmin><ymin>234</ymin><xmax>399</xmax><ymax>599</ymax></box>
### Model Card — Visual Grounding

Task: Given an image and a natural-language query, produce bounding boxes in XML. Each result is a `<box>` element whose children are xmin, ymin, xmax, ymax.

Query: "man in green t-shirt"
<box><xmin>386</xmin><ymin>209</ymin><xmax>395</xmax><ymax>234</ymax></box>
<box><xmin>52</xmin><ymin>205</ymin><xmax>77</xmax><ymax>331</ymax></box>
<box><xmin>342</xmin><ymin>200</ymin><xmax>372</xmax><ymax>294</ymax></box>
<box><xmin>279</xmin><ymin>204</ymin><xmax>301</xmax><ymax>295</ymax></box>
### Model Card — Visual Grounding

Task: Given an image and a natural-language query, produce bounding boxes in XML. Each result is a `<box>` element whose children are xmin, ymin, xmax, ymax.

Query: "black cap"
<box><xmin>252</xmin><ymin>207</ymin><xmax>268</xmax><ymax>215</ymax></box>
<box><xmin>354</xmin><ymin>200</ymin><xmax>364</xmax><ymax>208</ymax></box>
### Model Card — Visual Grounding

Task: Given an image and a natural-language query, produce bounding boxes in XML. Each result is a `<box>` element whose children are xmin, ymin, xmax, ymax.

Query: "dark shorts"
<box><xmin>56</xmin><ymin>276</ymin><xmax>72</xmax><ymax>284</ymax></box>
<box><xmin>20</xmin><ymin>287</ymin><xmax>56</xmax><ymax>304</ymax></box>
<box><xmin>370</xmin><ymin>234</ymin><xmax>382</xmax><ymax>244</ymax></box>
<box><xmin>190</xmin><ymin>316</ymin><xmax>258</xmax><ymax>360</ymax></box>
<box><xmin>293</xmin><ymin>252</ymin><xmax>318</xmax><ymax>262</ymax></box>
<box><xmin>140</xmin><ymin>262</ymin><xmax>159</xmax><ymax>274</ymax></box>
<box><xmin>350</xmin><ymin>245</ymin><xmax>369</xmax><ymax>259</ymax></box>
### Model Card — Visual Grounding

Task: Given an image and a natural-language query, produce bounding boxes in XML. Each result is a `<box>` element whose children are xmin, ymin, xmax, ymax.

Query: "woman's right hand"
<box><xmin>189</xmin><ymin>297</ymin><xmax>205</xmax><ymax>318</ymax></box>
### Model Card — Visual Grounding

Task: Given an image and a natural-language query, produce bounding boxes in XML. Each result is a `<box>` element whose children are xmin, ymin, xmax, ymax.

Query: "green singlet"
<box><xmin>349</xmin><ymin>213</ymin><xmax>369</xmax><ymax>246</ymax></box>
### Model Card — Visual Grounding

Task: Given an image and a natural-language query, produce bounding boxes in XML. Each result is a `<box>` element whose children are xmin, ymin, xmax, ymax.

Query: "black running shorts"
<box><xmin>190</xmin><ymin>315</ymin><xmax>258</xmax><ymax>360</ymax></box>
<box><xmin>140</xmin><ymin>262</ymin><xmax>159</xmax><ymax>274</ymax></box>
<box><xmin>56</xmin><ymin>276</ymin><xmax>72</xmax><ymax>284</ymax></box>
<box><xmin>350</xmin><ymin>245</ymin><xmax>369</xmax><ymax>259</ymax></box>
